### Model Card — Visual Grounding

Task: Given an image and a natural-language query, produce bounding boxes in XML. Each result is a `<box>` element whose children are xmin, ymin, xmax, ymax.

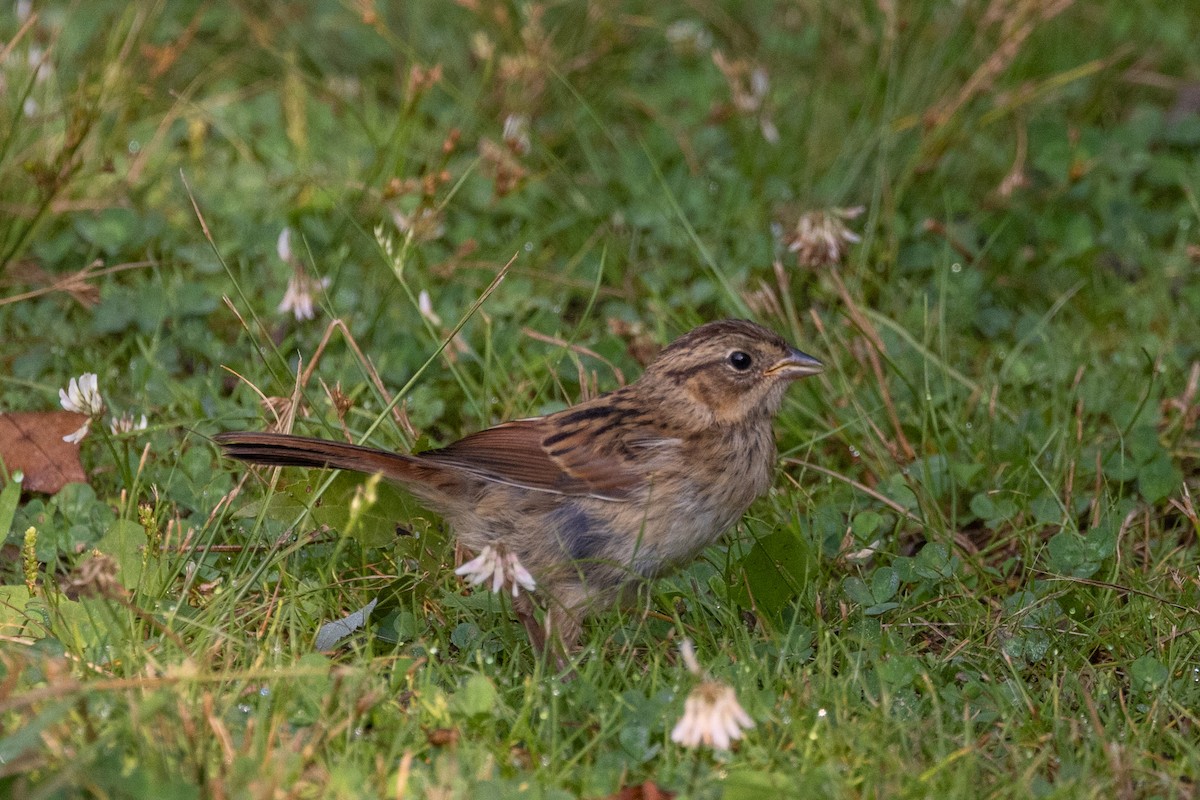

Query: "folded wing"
<box><xmin>418</xmin><ymin>417</ymin><xmax>678</xmax><ymax>502</ymax></box>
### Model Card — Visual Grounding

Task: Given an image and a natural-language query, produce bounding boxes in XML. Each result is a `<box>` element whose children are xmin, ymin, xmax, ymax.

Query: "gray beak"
<box><xmin>766</xmin><ymin>348</ymin><xmax>824</xmax><ymax>379</ymax></box>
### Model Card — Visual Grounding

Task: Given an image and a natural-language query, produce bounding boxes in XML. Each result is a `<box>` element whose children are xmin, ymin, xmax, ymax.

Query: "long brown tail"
<box><xmin>213</xmin><ymin>431</ymin><xmax>420</xmax><ymax>482</ymax></box>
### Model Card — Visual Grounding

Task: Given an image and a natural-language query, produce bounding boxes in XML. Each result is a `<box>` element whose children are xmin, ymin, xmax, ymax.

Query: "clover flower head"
<box><xmin>671</xmin><ymin>679</ymin><xmax>755</xmax><ymax>750</ymax></box>
<box><xmin>670</xmin><ymin>638</ymin><xmax>755</xmax><ymax>751</ymax></box>
<box><xmin>109</xmin><ymin>412</ymin><xmax>149</xmax><ymax>436</ymax></box>
<box><xmin>278</xmin><ymin>270</ymin><xmax>330</xmax><ymax>321</ymax></box>
<box><xmin>59</xmin><ymin>373</ymin><xmax>105</xmax><ymax>443</ymax></box>
<box><xmin>455</xmin><ymin>544</ymin><xmax>537</xmax><ymax>598</ymax></box>
<box><xmin>786</xmin><ymin>206</ymin><xmax>865</xmax><ymax>268</ymax></box>
<box><xmin>60</xmin><ymin>373</ymin><xmax>104</xmax><ymax>417</ymax></box>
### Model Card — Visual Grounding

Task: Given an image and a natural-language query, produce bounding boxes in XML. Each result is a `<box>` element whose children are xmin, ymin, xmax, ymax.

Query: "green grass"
<box><xmin>2</xmin><ymin>1</ymin><xmax>1199</xmax><ymax>797</ymax></box>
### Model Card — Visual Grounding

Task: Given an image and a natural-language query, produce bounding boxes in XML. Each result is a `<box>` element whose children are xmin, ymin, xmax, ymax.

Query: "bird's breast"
<box><xmin>620</xmin><ymin>422</ymin><xmax>777</xmax><ymax>574</ymax></box>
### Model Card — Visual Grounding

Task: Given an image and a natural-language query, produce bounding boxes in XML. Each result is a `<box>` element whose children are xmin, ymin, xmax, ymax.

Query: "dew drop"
<box><xmin>950</xmin><ymin>263</ymin><xmax>962</xmax><ymax>273</ymax></box>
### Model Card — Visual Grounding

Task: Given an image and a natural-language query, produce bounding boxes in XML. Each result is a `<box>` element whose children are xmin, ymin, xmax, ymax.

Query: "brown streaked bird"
<box><xmin>214</xmin><ymin>319</ymin><xmax>823</xmax><ymax>667</ymax></box>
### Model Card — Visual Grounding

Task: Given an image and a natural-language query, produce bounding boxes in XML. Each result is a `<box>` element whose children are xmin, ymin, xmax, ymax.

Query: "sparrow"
<box><xmin>215</xmin><ymin>319</ymin><xmax>823</xmax><ymax>666</ymax></box>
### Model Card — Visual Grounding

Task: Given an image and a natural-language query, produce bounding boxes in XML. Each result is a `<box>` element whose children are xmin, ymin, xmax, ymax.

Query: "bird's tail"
<box><xmin>213</xmin><ymin>431</ymin><xmax>420</xmax><ymax>482</ymax></box>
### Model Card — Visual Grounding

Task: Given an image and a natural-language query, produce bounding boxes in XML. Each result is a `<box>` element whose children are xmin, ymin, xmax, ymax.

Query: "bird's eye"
<box><xmin>728</xmin><ymin>351</ymin><xmax>753</xmax><ymax>371</ymax></box>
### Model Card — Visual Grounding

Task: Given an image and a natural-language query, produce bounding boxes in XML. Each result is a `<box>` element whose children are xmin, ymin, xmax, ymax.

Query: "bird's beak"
<box><xmin>766</xmin><ymin>348</ymin><xmax>824</xmax><ymax>380</ymax></box>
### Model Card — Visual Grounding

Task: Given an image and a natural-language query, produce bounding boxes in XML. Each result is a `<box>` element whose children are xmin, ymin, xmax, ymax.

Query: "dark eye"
<box><xmin>728</xmin><ymin>351</ymin><xmax>753</xmax><ymax>371</ymax></box>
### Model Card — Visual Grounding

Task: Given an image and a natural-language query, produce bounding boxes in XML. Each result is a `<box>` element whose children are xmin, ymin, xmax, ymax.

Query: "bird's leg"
<box><xmin>543</xmin><ymin>609</ymin><xmax>580</xmax><ymax>674</ymax></box>
<box><xmin>514</xmin><ymin>592</ymin><xmax>578</xmax><ymax>676</ymax></box>
<box><xmin>541</xmin><ymin>585</ymin><xmax>592</xmax><ymax>676</ymax></box>
<box><xmin>513</xmin><ymin>592</ymin><xmax>549</xmax><ymax>658</ymax></box>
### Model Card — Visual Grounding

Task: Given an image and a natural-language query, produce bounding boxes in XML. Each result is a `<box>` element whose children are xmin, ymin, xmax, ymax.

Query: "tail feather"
<box><xmin>213</xmin><ymin>432</ymin><xmax>419</xmax><ymax>481</ymax></box>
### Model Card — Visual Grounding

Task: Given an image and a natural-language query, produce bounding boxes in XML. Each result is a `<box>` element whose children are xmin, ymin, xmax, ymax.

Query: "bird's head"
<box><xmin>640</xmin><ymin>319</ymin><xmax>823</xmax><ymax>426</ymax></box>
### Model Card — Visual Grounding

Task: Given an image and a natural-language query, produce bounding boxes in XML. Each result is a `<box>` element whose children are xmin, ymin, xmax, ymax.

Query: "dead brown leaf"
<box><xmin>0</xmin><ymin>411</ymin><xmax>89</xmax><ymax>493</ymax></box>
<box><xmin>603</xmin><ymin>781</ymin><xmax>677</xmax><ymax>800</ymax></box>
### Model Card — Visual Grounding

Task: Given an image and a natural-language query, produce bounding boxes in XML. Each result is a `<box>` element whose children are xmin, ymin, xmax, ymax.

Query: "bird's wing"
<box><xmin>417</xmin><ymin>416</ymin><xmax>678</xmax><ymax>501</ymax></box>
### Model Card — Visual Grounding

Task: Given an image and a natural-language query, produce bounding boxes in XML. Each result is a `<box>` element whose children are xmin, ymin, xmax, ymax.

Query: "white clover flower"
<box><xmin>417</xmin><ymin>290</ymin><xmax>442</xmax><ymax>326</ymax></box>
<box><xmin>502</xmin><ymin>113</ymin><xmax>531</xmax><ymax>155</ymax></box>
<box><xmin>671</xmin><ymin>638</ymin><xmax>755</xmax><ymax>751</ymax></box>
<box><xmin>109</xmin><ymin>412</ymin><xmax>149</xmax><ymax>436</ymax></box>
<box><xmin>747</xmin><ymin>68</ymin><xmax>769</xmax><ymax>111</ymax></box>
<box><xmin>711</xmin><ymin>51</ymin><xmax>777</xmax><ymax>144</ymax></box>
<box><xmin>785</xmin><ymin>206</ymin><xmax>864</xmax><ymax>268</ymax></box>
<box><xmin>276</xmin><ymin>227</ymin><xmax>293</xmax><ymax>262</ymax></box>
<box><xmin>60</xmin><ymin>373</ymin><xmax>104</xmax><ymax>417</ymax></box>
<box><xmin>455</xmin><ymin>544</ymin><xmax>537</xmax><ymax>598</ymax></box>
<box><xmin>277</xmin><ymin>270</ymin><xmax>330</xmax><ymax>321</ymax></box>
<box><xmin>414</xmin><ymin>289</ymin><xmax>469</xmax><ymax>358</ymax></box>
<box><xmin>275</xmin><ymin>227</ymin><xmax>329</xmax><ymax>321</ymax></box>
<box><xmin>844</xmin><ymin>540</ymin><xmax>881</xmax><ymax>563</ymax></box>
<box><xmin>671</xmin><ymin>680</ymin><xmax>756</xmax><ymax>750</ymax></box>
<box><xmin>665</xmin><ymin>20</ymin><xmax>713</xmax><ymax>55</ymax></box>
<box><xmin>63</xmin><ymin>420</ymin><xmax>92</xmax><ymax>444</ymax></box>
<box><xmin>391</xmin><ymin>207</ymin><xmax>445</xmax><ymax>243</ymax></box>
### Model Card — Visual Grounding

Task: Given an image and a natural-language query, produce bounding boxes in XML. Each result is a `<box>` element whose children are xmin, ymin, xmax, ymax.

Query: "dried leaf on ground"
<box><xmin>604</xmin><ymin>781</ymin><xmax>676</xmax><ymax>800</ymax></box>
<box><xmin>0</xmin><ymin>412</ymin><xmax>89</xmax><ymax>493</ymax></box>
